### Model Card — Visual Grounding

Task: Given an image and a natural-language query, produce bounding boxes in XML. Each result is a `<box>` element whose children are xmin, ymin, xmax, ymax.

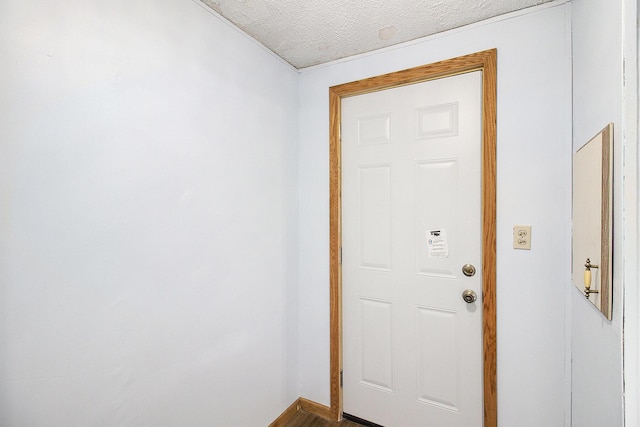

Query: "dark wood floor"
<box><xmin>282</xmin><ymin>411</ymin><xmax>366</xmax><ymax>427</ymax></box>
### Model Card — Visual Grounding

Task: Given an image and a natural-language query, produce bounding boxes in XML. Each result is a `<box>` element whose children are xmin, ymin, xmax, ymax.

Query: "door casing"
<box><xmin>328</xmin><ymin>49</ymin><xmax>497</xmax><ymax>426</ymax></box>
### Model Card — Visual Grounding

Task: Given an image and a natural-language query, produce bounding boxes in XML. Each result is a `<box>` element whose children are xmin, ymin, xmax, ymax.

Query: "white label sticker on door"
<box><xmin>427</xmin><ymin>229</ymin><xmax>449</xmax><ymax>257</ymax></box>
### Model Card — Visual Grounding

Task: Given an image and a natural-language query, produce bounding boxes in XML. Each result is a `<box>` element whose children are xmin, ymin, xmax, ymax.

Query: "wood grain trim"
<box><xmin>268</xmin><ymin>398</ymin><xmax>302</xmax><ymax>427</ymax></box>
<box><xmin>329</xmin><ymin>86</ymin><xmax>343</xmax><ymax>421</ymax></box>
<box><xmin>328</xmin><ymin>49</ymin><xmax>498</xmax><ymax>426</ymax></box>
<box><xmin>330</xmin><ymin>50</ymin><xmax>496</xmax><ymax>99</ymax></box>
<box><xmin>299</xmin><ymin>397</ymin><xmax>333</xmax><ymax>420</ymax></box>
<box><xmin>480</xmin><ymin>49</ymin><xmax>498</xmax><ymax>427</ymax></box>
<box><xmin>269</xmin><ymin>397</ymin><xmax>334</xmax><ymax>426</ymax></box>
<box><xmin>600</xmin><ymin>123</ymin><xmax>613</xmax><ymax>320</ymax></box>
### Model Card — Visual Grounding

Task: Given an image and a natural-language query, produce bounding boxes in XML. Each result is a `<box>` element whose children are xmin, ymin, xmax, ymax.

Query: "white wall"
<box><xmin>571</xmin><ymin>1</ymin><xmax>627</xmax><ymax>425</ymax></box>
<box><xmin>0</xmin><ymin>1</ymin><xmax>299</xmax><ymax>425</ymax></box>
<box><xmin>297</xmin><ymin>3</ymin><xmax>572</xmax><ymax>426</ymax></box>
<box><xmin>620</xmin><ymin>1</ymin><xmax>640</xmax><ymax>425</ymax></box>
<box><xmin>571</xmin><ymin>1</ymin><xmax>640</xmax><ymax>426</ymax></box>
<box><xmin>623</xmin><ymin>0</ymin><xmax>640</xmax><ymax>417</ymax></box>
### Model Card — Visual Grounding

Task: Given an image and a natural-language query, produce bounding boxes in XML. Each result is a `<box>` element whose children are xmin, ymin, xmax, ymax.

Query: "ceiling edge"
<box><xmin>298</xmin><ymin>0</ymin><xmax>571</xmax><ymax>72</ymax></box>
<box><xmin>190</xmin><ymin>0</ymin><xmax>298</xmax><ymax>71</ymax></box>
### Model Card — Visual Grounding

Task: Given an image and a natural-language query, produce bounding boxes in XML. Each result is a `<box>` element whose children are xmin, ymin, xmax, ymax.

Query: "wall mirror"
<box><xmin>572</xmin><ymin>123</ymin><xmax>613</xmax><ymax>320</ymax></box>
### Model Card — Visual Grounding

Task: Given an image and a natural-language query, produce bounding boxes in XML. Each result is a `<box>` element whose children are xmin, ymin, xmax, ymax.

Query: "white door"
<box><xmin>342</xmin><ymin>71</ymin><xmax>483</xmax><ymax>427</ymax></box>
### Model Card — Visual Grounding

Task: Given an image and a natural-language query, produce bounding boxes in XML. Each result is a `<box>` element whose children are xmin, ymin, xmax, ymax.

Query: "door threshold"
<box><xmin>343</xmin><ymin>413</ymin><xmax>385</xmax><ymax>427</ymax></box>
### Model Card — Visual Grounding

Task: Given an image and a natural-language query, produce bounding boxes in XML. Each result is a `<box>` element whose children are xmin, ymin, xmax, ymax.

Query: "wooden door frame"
<box><xmin>328</xmin><ymin>49</ymin><xmax>497</xmax><ymax>426</ymax></box>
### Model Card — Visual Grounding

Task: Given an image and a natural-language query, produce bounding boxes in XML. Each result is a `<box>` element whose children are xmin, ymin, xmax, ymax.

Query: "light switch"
<box><xmin>513</xmin><ymin>225</ymin><xmax>532</xmax><ymax>250</ymax></box>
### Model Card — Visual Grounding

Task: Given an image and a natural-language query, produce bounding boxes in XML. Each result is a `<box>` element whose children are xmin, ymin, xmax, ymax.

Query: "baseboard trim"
<box><xmin>268</xmin><ymin>399</ymin><xmax>301</xmax><ymax>427</ymax></box>
<box><xmin>269</xmin><ymin>397</ymin><xmax>335</xmax><ymax>426</ymax></box>
<box><xmin>298</xmin><ymin>397</ymin><xmax>333</xmax><ymax>419</ymax></box>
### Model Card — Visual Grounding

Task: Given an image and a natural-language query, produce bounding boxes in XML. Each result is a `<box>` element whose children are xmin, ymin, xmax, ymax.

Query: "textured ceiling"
<box><xmin>200</xmin><ymin>0</ymin><xmax>554</xmax><ymax>69</ymax></box>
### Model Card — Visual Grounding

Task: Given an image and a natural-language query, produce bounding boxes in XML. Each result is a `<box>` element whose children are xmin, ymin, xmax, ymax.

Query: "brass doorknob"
<box><xmin>462</xmin><ymin>264</ymin><xmax>476</xmax><ymax>277</ymax></box>
<box><xmin>462</xmin><ymin>289</ymin><xmax>477</xmax><ymax>303</ymax></box>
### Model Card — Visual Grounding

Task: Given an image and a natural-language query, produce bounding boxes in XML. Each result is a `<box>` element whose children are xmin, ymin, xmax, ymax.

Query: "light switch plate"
<box><xmin>513</xmin><ymin>225</ymin><xmax>532</xmax><ymax>250</ymax></box>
